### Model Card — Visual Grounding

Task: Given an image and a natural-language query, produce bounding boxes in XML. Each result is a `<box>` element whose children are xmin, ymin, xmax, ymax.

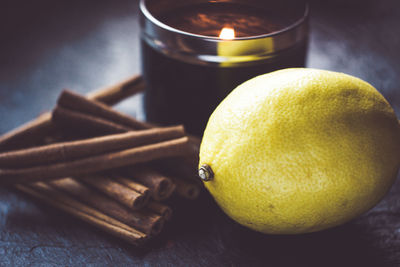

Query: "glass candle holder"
<box><xmin>140</xmin><ymin>0</ymin><xmax>309</xmax><ymax>135</ymax></box>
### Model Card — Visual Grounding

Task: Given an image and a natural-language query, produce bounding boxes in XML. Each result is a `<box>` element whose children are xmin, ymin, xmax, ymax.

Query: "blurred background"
<box><xmin>0</xmin><ymin>0</ymin><xmax>399</xmax><ymax>266</ymax></box>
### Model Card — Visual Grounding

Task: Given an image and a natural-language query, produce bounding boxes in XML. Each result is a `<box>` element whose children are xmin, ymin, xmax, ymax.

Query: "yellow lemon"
<box><xmin>199</xmin><ymin>68</ymin><xmax>400</xmax><ymax>234</ymax></box>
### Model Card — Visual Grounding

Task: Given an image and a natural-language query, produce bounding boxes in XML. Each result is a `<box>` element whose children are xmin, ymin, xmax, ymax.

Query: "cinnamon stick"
<box><xmin>154</xmin><ymin>133</ymin><xmax>201</xmax><ymax>183</ymax></box>
<box><xmin>49</xmin><ymin>178</ymin><xmax>163</xmax><ymax>235</ymax></box>
<box><xmin>113</xmin><ymin>176</ymin><xmax>149</xmax><ymax>195</ymax></box>
<box><xmin>0</xmin><ymin>126</ymin><xmax>185</xmax><ymax>168</ymax></box>
<box><xmin>86</xmin><ymin>75</ymin><xmax>145</xmax><ymax>106</ymax></box>
<box><xmin>0</xmin><ymin>113</ymin><xmax>55</xmax><ymax>152</ymax></box>
<box><xmin>0</xmin><ymin>75</ymin><xmax>144</xmax><ymax>152</ymax></box>
<box><xmin>58</xmin><ymin>89</ymin><xmax>152</xmax><ymax>130</ymax></box>
<box><xmin>16</xmin><ymin>182</ymin><xmax>148</xmax><ymax>245</ymax></box>
<box><xmin>122</xmin><ymin>166</ymin><xmax>176</xmax><ymax>201</ymax></box>
<box><xmin>80</xmin><ymin>175</ymin><xmax>150</xmax><ymax>210</ymax></box>
<box><xmin>0</xmin><ymin>137</ymin><xmax>191</xmax><ymax>184</ymax></box>
<box><xmin>147</xmin><ymin>201</ymin><xmax>172</xmax><ymax>221</ymax></box>
<box><xmin>53</xmin><ymin>106</ymin><xmax>131</xmax><ymax>136</ymax></box>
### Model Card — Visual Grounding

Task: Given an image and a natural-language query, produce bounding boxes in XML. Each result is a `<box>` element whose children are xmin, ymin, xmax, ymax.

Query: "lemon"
<box><xmin>199</xmin><ymin>68</ymin><xmax>400</xmax><ymax>234</ymax></box>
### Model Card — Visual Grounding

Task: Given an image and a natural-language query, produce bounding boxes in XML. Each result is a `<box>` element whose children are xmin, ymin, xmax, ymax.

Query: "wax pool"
<box><xmin>161</xmin><ymin>2</ymin><xmax>298</xmax><ymax>37</ymax></box>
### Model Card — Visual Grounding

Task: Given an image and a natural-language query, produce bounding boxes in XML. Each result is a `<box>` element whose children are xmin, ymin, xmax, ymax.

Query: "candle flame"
<box><xmin>219</xmin><ymin>27</ymin><xmax>235</xmax><ymax>40</ymax></box>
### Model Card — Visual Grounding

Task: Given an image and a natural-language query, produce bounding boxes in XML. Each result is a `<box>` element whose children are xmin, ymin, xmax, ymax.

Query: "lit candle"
<box><xmin>219</xmin><ymin>27</ymin><xmax>235</xmax><ymax>40</ymax></box>
<box><xmin>140</xmin><ymin>0</ymin><xmax>309</xmax><ymax>135</ymax></box>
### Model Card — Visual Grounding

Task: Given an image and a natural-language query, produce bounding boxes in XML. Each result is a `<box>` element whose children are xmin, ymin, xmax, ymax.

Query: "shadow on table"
<box><xmin>6</xmin><ymin>183</ymin><xmax>395</xmax><ymax>266</ymax></box>
<box><xmin>222</xmin><ymin>220</ymin><xmax>389</xmax><ymax>267</ymax></box>
<box><xmin>141</xmin><ymin>191</ymin><xmax>392</xmax><ymax>267</ymax></box>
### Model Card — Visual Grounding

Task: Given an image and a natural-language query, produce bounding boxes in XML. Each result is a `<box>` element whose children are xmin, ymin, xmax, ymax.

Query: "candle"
<box><xmin>140</xmin><ymin>0</ymin><xmax>309</xmax><ymax>135</ymax></box>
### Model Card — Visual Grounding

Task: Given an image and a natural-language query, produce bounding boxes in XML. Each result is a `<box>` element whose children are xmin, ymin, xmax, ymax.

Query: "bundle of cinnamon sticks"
<box><xmin>0</xmin><ymin>75</ymin><xmax>202</xmax><ymax>246</ymax></box>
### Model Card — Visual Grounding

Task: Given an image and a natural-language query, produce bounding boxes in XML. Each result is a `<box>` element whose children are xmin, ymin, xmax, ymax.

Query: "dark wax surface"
<box><xmin>160</xmin><ymin>2</ymin><xmax>302</xmax><ymax>37</ymax></box>
<box><xmin>1</xmin><ymin>0</ymin><xmax>400</xmax><ymax>266</ymax></box>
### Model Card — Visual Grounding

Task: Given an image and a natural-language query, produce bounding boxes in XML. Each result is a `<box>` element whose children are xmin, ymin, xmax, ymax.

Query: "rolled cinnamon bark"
<box><xmin>53</xmin><ymin>106</ymin><xmax>131</xmax><ymax>136</ymax></box>
<box><xmin>0</xmin><ymin>137</ymin><xmax>191</xmax><ymax>184</ymax></box>
<box><xmin>0</xmin><ymin>113</ymin><xmax>55</xmax><ymax>152</ymax></box>
<box><xmin>86</xmin><ymin>75</ymin><xmax>145</xmax><ymax>106</ymax></box>
<box><xmin>49</xmin><ymin>178</ymin><xmax>163</xmax><ymax>235</ymax></box>
<box><xmin>16</xmin><ymin>182</ymin><xmax>148</xmax><ymax>245</ymax></box>
<box><xmin>122</xmin><ymin>166</ymin><xmax>176</xmax><ymax>201</ymax></box>
<box><xmin>155</xmin><ymin>156</ymin><xmax>200</xmax><ymax>184</ymax></box>
<box><xmin>0</xmin><ymin>75</ymin><xmax>144</xmax><ymax>152</ymax></box>
<box><xmin>154</xmin><ymin>134</ymin><xmax>201</xmax><ymax>183</ymax></box>
<box><xmin>113</xmin><ymin>176</ymin><xmax>151</xmax><ymax>196</ymax></box>
<box><xmin>147</xmin><ymin>201</ymin><xmax>172</xmax><ymax>221</ymax></box>
<box><xmin>58</xmin><ymin>90</ymin><xmax>152</xmax><ymax>130</ymax></box>
<box><xmin>80</xmin><ymin>175</ymin><xmax>150</xmax><ymax>210</ymax></box>
<box><xmin>0</xmin><ymin>126</ymin><xmax>185</xmax><ymax>168</ymax></box>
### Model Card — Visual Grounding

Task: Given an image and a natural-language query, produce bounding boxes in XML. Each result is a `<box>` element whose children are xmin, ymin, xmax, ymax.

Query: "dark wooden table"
<box><xmin>1</xmin><ymin>0</ymin><xmax>399</xmax><ymax>266</ymax></box>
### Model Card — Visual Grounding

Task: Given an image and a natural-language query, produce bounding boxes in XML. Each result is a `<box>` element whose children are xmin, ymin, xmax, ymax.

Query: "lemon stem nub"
<box><xmin>198</xmin><ymin>164</ymin><xmax>214</xmax><ymax>182</ymax></box>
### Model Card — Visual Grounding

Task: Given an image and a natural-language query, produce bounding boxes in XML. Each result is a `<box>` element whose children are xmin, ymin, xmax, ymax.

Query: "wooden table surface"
<box><xmin>0</xmin><ymin>0</ymin><xmax>399</xmax><ymax>266</ymax></box>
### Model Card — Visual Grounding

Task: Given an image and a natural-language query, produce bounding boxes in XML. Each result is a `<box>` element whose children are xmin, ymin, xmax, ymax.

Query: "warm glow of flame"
<box><xmin>219</xmin><ymin>27</ymin><xmax>235</xmax><ymax>40</ymax></box>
